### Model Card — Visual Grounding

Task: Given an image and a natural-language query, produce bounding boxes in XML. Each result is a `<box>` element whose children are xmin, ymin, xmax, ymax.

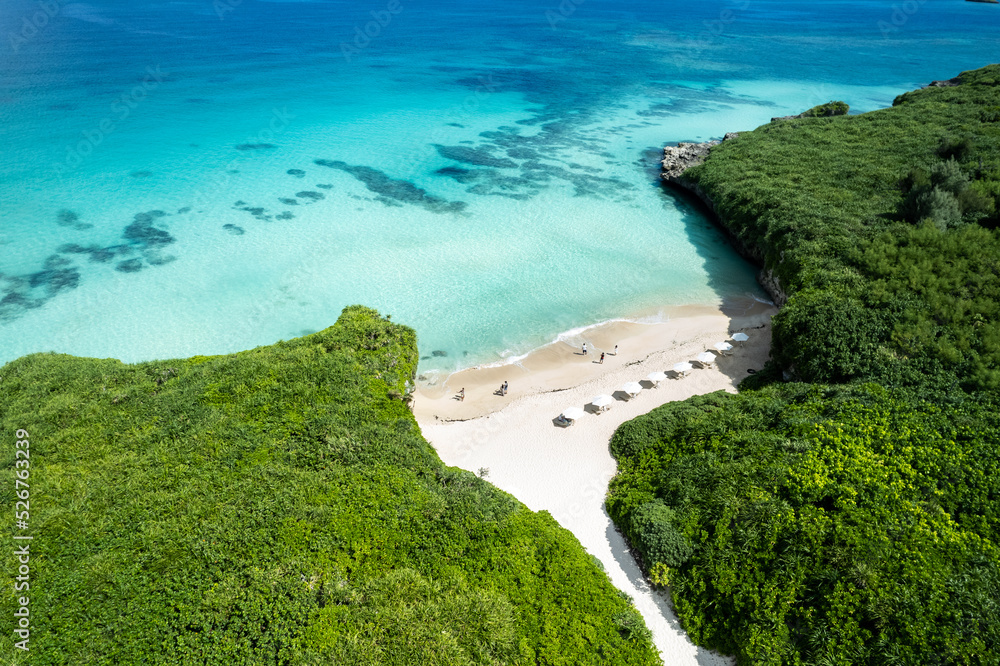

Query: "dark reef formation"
<box><xmin>56</xmin><ymin>209</ymin><xmax>92</xmax><ymax>230</ymax></box>
<box><xmin>235</xmin><ymin>143</ymin><xmax>276</xmax><ymax>151</ymax></box>
<box><xmin>314</xmin><ymin>159</ymin><xmax>468</xmax><ymax>214</ymax></box>
<box><xmin>1</xmin><ymin>208</ymin><xmax>179</xmax><ymax>322</ymax></box>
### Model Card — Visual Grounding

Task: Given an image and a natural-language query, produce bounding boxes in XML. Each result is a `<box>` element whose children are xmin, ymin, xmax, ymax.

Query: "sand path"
<box><xmin>415</xmin><ymin>302</ymin><xmax>774</xmax><ymax>665</ymax></box>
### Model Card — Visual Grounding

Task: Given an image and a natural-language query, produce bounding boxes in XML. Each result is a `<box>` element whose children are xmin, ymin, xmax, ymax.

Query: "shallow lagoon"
<box><xmin>1</xmin><ymin>0</ymin><xmax>998</xmax><ymax>372</ymax></box>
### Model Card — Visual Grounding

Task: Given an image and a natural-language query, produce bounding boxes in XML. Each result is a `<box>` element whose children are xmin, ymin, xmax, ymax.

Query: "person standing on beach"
<box><xmin>582</xmin><ymin>342</ymin><xmax>588</xmax><ymax>355</ymax></box>
<box><xmin>459</xmin><ymin>388</ymin><xmax>465</xmax><ymax>401</ymax></box>
<box><xmin>502</xmin><ymin>380</ymin><xmax>508</xmax><ymax>395</ymax></box>
<box><xmin>614</xmin><ymin>344</ymin><xmax>618</xmax><ymax>356</ymax></box>
<box><xmin>600</xmin><ymin>352</ymin><xmax>605</xmax><ymax>364</ymax></box>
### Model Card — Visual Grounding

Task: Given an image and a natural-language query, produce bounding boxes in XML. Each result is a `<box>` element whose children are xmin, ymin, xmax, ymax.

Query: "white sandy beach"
<box><xmin>415</xmin><ymin>301</ymin><xmax>776</xmax><ymax>665</ymax></box>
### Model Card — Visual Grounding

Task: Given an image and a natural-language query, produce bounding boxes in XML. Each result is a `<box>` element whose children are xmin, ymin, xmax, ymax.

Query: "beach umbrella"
<box><xmin>561</xmin><ymin>407</ymin><xmax>586</xmax><ymax>421</ymax></box>
<box><xmin>697</xmin><ymin>351</ymin><xmax>716</xmax><ymax>366</ymax></box>
<box><xmin>622</xmin><ymin>381</ymin><xmax>642</xmax><ymax>397</ymax></box>
<box><xmin>592</xmin><ymin>394</ymin><xmax>614</xmax><ymax>411</ymax></box>
<box><xmin>647</xmin><ymin>371</ymin><xmax>667</xmax><ymax>386</ymax></box>
<box><xmin>732</xmin><ymin>332</ymin><xmax>749</xmax><ymax>343</ymax></box>
<box><xmin>714</xmin><ymin>341</ymin><xmax>734</xmax><ymax>355</ymax></box>
<box><xmin>673</xmin><ymin>361</ymin><xmax>693</xmax><ymax>376</ymax></box>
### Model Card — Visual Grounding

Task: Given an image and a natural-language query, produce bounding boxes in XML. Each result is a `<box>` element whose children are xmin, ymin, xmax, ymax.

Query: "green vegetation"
<box><xmin>606</xmin><ymin>65</ymin><xmax>1000</xmax><ymax>664</ymax></box>
<box><xmin>798</xmin><ymin>101</ymin><xmax>849</xmax><ymax>117</ymax></box>
<box><xmin>607</xmin><ymin>385</ymin><xmax>1000</xmax><ymax>665</ymax></box>
<box><xmin>0</xmin><ymin>306</ymin><xmax>658</xmax><ymax>665</ymax></box>
<box><xmin>685</xmin><ymin>64</ymin><xmax>1000</xmax><ymax>390</ymax></box>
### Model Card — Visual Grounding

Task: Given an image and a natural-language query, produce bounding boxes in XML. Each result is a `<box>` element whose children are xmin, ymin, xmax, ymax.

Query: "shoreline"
<box><xmin>415</xmin><ymin>299</ymin><xmax>775</xmax><ymax>664</ymax></box>
<box><xmin>660</xmin><ymin>139</ymin><xmax>789</xmax><ymax>307</ymax></box>
<box><xmin>414</xmin><ymin>296</ymin><xmax>774</xmax><ymax>422</ymax></box>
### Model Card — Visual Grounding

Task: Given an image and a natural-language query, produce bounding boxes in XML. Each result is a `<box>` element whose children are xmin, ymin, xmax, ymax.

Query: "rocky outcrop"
<box><xmin>757</xmin><ymin>267</ymin><xmax>787</xmax><ymax>307</ymax></box>
<box><xmin>660</xmin><ymin>139</ymin><xmax>719</xmax><ymax>180</ymax></box>
<box><xmin>928</xmin><ymin>77</ymin><xmax>962</xmax><ymax>87</ymax></box>
<box><xmin>661</xmin><ymin>134</ymin><xmax>789</xmax><ymax>306</ymax></box>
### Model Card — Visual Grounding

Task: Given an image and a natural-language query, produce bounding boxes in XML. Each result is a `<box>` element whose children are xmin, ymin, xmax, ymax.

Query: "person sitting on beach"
<box><xmin>458</xmin><ymin>388</ymin><xmax>465</xmax><ymax>401</ymax></box>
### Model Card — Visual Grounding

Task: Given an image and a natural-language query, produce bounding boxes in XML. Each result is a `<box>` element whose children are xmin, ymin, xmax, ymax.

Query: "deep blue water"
<box><xmin>2</xmin><ymin>0</ymin><xmax>999</xmax><ymax>373</ymax></box>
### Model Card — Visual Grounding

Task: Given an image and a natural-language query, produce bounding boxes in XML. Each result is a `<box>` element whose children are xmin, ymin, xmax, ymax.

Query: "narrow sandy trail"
<box><xmin>415</xmin><ymin>305</ymin><xmax>774</xmax><ymax>665</ymax></box>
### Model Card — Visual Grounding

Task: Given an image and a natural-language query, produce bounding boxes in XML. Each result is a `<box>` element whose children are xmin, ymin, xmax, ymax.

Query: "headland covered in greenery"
<box><xmin>0</xmin><ymin>306</ymin><xmax>658</xmax><ymax>664</ymax></box>
<box><xmin>608</xmin><ymin>65</ymin><xmax>1000</xmax><ymax>664</ymax></box>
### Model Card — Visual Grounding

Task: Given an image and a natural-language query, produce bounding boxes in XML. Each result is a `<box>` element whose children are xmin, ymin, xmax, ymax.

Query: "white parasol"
<box><xmin>591</xmin><ymin>394</ymin><xmax>614</xmax><ymax>411</ymax></box>
<box><xmin>622</xmin><ymin>381</ymin><xmax>643</xmax><ymax>397</ymax></box>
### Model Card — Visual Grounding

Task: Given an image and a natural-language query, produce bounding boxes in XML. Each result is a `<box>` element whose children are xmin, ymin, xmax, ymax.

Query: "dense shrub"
<box><xmin>630</xmin><ymin>501</ymin><xmax>694</xmax><ymax>570</ymax></box>
<box><xmin>771</xmin><ymin>291</ymin><xmax>891</xmax><ymax>383</ymax></box>
<box><xmin>608</xmin><ymin>64</ymin><xmax>1000</xmax><ymax>665</ymax></box>
<box><xmin>684</xmin><ymin>64</ymin><xmax>1000</xmax><ymax>389</ymax></box>
<box><xmin>0</xmin><ymin>306</ymin><xmax>658</xmax><ymax>665</ymax></box>
<box><xmin>800</xmin><ymin>101</ymin><xmax>849</xmax><ymax>117</ymax></box>
<box><xmin>607</xmin><ymin>385</ymin><xmax>1000</xmax><ymax>665</ymax></box>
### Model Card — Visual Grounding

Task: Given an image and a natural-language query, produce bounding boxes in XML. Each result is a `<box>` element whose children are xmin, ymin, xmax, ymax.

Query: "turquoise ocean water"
<box><xmin>2</xmin><ymin>0</ymin><xmax>999</xmax><ymax>375</ymax></box>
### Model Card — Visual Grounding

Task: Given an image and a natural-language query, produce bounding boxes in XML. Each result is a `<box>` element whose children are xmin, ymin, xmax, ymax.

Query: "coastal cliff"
<box><xmin>658</xmin><ymin>66</ymin><xmax>1000</xmax><ymax>391</ymax></box>
<box><xmin>618</xmin><ymin>67</ymin><xmax>1000</xmax><ymax>666</ymax></box>
<box><xmin>661</xmin><ymin>136</ymin><xmax>789</xmax><ymax>306</ymax></box>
